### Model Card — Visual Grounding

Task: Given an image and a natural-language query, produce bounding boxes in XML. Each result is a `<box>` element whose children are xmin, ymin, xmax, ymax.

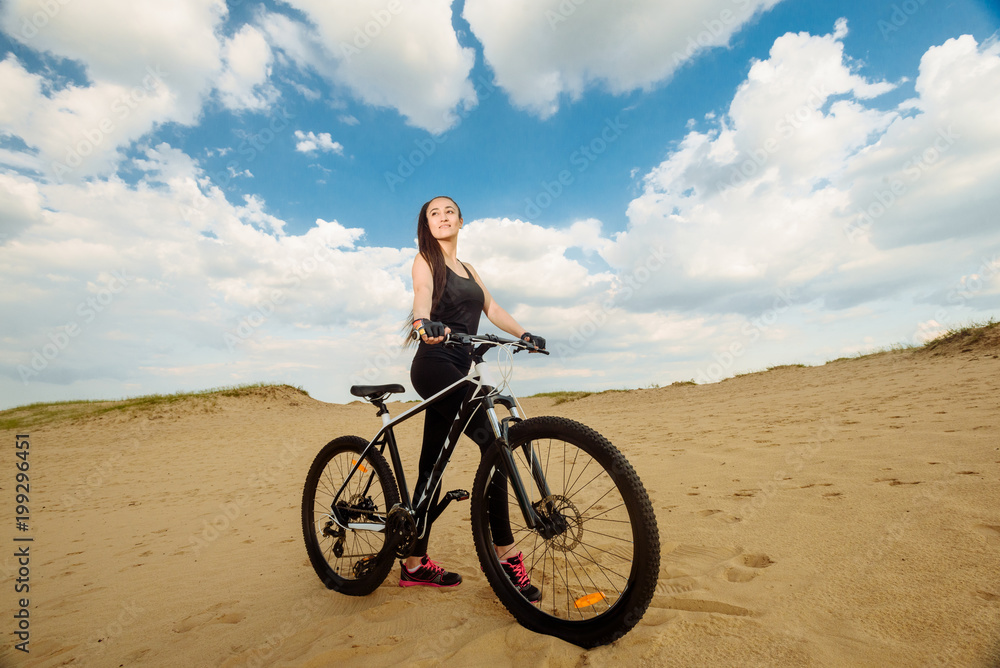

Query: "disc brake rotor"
<box><xmin>534</xmin><ymin>495</ymin><xmax>583</xmax><ymax>551</ymax></box>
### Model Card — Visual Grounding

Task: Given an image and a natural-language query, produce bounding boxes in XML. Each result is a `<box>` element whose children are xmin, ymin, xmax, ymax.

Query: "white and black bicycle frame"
<box><xmin>327</xmin><ymin>334</ymin><xmax>556</xmax><ymax>545</ymax></box>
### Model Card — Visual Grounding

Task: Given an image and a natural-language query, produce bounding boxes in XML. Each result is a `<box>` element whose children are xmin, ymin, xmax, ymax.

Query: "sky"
<box><xmin>2</xmin><ymin>0</ymin><xmax>1000</xmax><ymax>409</ymax></box>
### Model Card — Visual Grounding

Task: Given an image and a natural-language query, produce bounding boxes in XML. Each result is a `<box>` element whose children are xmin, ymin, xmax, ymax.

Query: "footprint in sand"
<box><xmin>172</xmin><ymin>602</ymin><xmax>246</xmax><ymax>633</ymax></box>
<box><xmin>697</xmin><ymin>509</ymin><xmax>741</xmax><ymax>523</ymax></box>
<box><xmin>742</xmin><ymin>553</ymin><xmax>774</xmax><ymax>569</ymax></box>
<box><xmin>723</xmin><ymin>553</ymin><xmax>774</xmax><ymax>582</ymax></box>
<box><xmin>654</xmin><ymin>546</ymin><xmax>773</xmax><ymax>616</ymax></box>
<box><xmin>974</xmin><ymin>524</ymin><xmax>1000</xmax><ymax>546</ymax></box>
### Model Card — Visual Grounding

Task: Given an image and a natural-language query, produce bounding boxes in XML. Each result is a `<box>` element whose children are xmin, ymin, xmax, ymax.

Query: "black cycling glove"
<box><xmin>520</xmin><ymin>332</ymin><xmax>546</xmax><ymax>351</ymax></box>
<box><xmin>413</xmin><ymin>318</ymin><xmax>447</xmax><ymax>339</ymax></box>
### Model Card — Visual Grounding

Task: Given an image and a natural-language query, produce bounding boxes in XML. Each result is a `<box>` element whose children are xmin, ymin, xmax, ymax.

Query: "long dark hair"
<box><xmin>403</xmin><ymin>196</ymin><xmax>462</xmax><ymax>346</ymax></box>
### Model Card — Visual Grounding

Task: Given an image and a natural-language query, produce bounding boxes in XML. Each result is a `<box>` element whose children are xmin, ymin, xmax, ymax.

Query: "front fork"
<box><xmin>483</xmin><ymin>394</ymin><xmax>560</xmax><ymax>536</ymax></box>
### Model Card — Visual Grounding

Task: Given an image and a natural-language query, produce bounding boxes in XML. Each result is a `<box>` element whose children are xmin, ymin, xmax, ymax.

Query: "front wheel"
<box><xmin>301</xmin><ymin>435</ymin><xmax>400</xmax><ymax>595</ymax></box>
<box><xmin>471</xmin><ymin>416</ymin><xmax>660</xmax><ymax>648</ymax></box>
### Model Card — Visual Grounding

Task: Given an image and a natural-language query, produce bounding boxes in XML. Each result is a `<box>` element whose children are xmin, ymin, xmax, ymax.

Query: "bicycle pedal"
<box><xmin>445</xmin><ymin>489</ymin><xmax>470</xmax><ymax>502</ymax></box>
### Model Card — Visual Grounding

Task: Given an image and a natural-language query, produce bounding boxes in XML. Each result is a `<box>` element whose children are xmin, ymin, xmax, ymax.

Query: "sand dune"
<box><xmin>2</xmin><ymin>330</ymin><xmax>999</xmax><ymax>667</ymax></box>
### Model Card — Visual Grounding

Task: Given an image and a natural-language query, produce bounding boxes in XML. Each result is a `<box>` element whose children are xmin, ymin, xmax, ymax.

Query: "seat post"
<box><xmin>376</xmin><ymin>400</ymin><xmax>391</xmax><ymax>425</ymax></box>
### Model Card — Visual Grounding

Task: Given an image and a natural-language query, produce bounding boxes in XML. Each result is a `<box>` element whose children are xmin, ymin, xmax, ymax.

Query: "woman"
<box><xmin>403</xmin><ymin>195</ymin><xmax>545</xmax><ymax>601</ymax></box>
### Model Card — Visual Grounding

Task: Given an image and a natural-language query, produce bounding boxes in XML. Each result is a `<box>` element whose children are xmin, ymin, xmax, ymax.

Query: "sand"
<box><xmin>2</xmin><ymin>334</ymin><xmax>999</xmax><ymax>667</ymax></box>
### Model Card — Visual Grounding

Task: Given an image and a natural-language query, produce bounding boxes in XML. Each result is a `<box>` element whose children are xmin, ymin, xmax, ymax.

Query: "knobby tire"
<box><xmin>471</xmin><ymin>416</ymin><xmax>660</xmax><ymax>648</ymax></box>
<box><xmin>301</xmin><ymin>435</ymin><xmax>400</xmax><ymax>595</ymax></box>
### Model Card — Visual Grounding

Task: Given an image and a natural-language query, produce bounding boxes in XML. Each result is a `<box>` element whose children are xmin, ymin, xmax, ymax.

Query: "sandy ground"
<box><xmin>2</xmin><ymin>337</ymin><xmax>999</xmax><ymax>667</ymax></box>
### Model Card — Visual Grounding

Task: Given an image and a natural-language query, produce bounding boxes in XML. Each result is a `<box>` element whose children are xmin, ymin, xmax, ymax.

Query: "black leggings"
<box><xmin>410</xmin><ymin>348</ymin><xmax>513</xmax><ymax>557</ymax></box>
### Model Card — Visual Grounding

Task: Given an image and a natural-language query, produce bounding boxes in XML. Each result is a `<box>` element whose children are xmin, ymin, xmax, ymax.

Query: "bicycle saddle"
<box><xmin>350</xmin><ymin>384</ymin><xmax>405</xmax><ymax>398</ymax></box>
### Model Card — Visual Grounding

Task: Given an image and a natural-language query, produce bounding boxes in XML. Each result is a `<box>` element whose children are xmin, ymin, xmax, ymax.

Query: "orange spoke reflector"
<box><xmin>352</xmin><ymin>459</ymin><xmax>368</xmax><ymax>473</ymax></box>
<box><xmin>574</xmin><ymin>592</ymin><xmax>606</xmax><ymax>609</ymax></box>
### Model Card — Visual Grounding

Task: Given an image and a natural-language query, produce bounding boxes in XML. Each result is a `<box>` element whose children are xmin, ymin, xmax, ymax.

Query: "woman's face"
<box><xmin>425</xmin><ymin>197</ymin><xmax>462</xmax><ymax>241</ymax></box>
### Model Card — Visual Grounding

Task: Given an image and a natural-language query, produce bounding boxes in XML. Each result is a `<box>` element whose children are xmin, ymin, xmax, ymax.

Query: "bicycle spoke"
<box><xmin>488</xmin><ymin>429</ymin><xmax>646</xmax><ymax>622</ymax></box>
<box><xmin>567</xmin><ymin>548</ymin><xmax>614</xmax><ymax>612</ymax></box>
<box><xmin>576</xmin><ymin>537</ymin><xmax>630</xmax><ymax>592</ymax></box>
<box><xmin>303</xmin><ymin>439</ymin><xmax>400</xmax><ymax>591</ymax></box>
<box><xmin>563</xmin><ymin>455</ymin><xmax>595</xmax><ymax>499</ymax></box>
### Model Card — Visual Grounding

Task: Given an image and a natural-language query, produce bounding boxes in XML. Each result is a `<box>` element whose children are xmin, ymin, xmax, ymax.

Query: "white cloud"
<box><xmin>607</xmin><ymin>25</ymin><xmax>1000</xmax><ymax>325</ymax></box>
<box><xmin>0</xmin><ymin>53</ymin><xmax>179</xmax><ymax>179</ymax></box>
<box><xmin>461</xmin><ymin>217</ymin><xmax>614</xmax><ymax>305</ymax></box>
<box><xmin>0</xmin><ymin>172</ymin><xmax>43</xmax><ymax>240</ymax></box>
<box><xmin>266</xmin><ymin>1</ymin><xmax>477</xmax><ymax>132</ymax></box>
<box><xmin>0</xmin><ymin>0</ymin><xmax>228</xmax><ymax>179</ymax></box>
<box><xmin>217</xmin><ymin>24</ymin><xmax>278</xmax><ymax>111</ymax></box>
<box><xmin>0</xmin><ymin>142</ymin><xmax>416</xmax><ymax>403</ymax></box>
<box><xmin>0</xmin><ymin>0</ymin><xmax>225</xmax><ymax>109</ymax></box>
<box><xmin>463</xmin><ymin>0</ymin><xmax>782</xmax><ymax>117</ymax></box>
<box><xmin>294</xmin><ymin>130</ymin><xmax>344</xmax><ymax>155</ymax></box>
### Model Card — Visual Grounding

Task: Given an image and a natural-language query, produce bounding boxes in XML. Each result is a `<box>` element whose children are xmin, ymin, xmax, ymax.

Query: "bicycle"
<box><xmin>301</xmin><ymin>332</ymin><xmax>660</xmax><ymax>648</ymax></box>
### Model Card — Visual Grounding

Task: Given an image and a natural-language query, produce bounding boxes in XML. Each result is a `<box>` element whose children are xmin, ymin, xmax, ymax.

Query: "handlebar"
<box><xmin>410</xmin><ymin>330</ymin><xmax>549</xmax><ymax>355</ymax></box>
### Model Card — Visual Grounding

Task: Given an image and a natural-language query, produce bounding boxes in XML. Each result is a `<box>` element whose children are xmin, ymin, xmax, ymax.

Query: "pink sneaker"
<box><xmin>500</xmin><ymin>552</ymin><xmax>541</xmax><ymax>602</ymax></box>
<box><xmin>399</xmin><ymin>555</ymin><xmax>462</xmax><ymax>587</ymax></box>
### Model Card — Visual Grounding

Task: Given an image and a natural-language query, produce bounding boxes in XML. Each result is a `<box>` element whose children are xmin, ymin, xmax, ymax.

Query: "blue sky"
<box><xmin>2</xmin><ymin>0</ymin><xmax>1000</xmax><ymax>408</ymax></box>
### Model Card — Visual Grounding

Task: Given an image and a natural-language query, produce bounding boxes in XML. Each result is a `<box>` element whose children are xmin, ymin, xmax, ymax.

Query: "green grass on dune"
<box><xmin>0</xmin><ymin>383</ymin><xmax>309</xmax><ymax>431</ymax></box>
<box><xmin>825</xmin><ymin>317</ymin><xmax>998</xmax><ymax>363</ymax></box>
<box><xmin>529</xmin><ymin>391</ymin><xmax>594</xmax><ymax>405</ymax></box>
<box><xmin>921</xmin><ymin>317</ymin><xmax>998</xmax><ymax>352</ymax></box>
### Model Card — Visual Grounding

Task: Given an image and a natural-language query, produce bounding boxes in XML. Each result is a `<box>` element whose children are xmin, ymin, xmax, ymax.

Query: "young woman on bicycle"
<box><xmin>404</xmin><ymin>195</ymin><xmax>545</xmax><ymax>600</ymax></box>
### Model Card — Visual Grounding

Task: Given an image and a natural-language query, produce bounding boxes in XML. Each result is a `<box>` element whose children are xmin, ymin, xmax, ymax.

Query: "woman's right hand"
<box><xmin>414</xmin><ymin>318</ymin><xmax>451</xmax><ymax>344</ymax></box>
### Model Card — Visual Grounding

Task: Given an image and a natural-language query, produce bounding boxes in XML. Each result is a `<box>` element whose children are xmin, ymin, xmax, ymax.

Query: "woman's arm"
<box><xmin>466</xmin><ymin>263</ymin><xmax>526</xmax><ymax>339</ymax></box>
<box><xmin>412</xmin><ymin>253</ymin><xmax>448</xmax><ymax>344</ymax></box>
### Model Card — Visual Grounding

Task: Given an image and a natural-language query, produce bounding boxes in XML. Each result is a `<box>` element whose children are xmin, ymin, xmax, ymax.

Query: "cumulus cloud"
<box><xmin>266</xmin><ymin>1</ymin><xmax>477</xmax><ymax>133</ymax></box>
<box><xmin>607</xmin><ymin>24</ymin><xmax>1000</xmax><ymax>326</ymax></box>
<box><xmin>0</xmin><ymin>142</ymin><xmax>415</xmax><ymax>403</ymax></box>
<box><xmin>0</xmin><ymin>53</ymin><xmax>179</xmax><ymax>179</ymax></box>
<box><xmin>0</xmin><ymin>172</ymin><xmax>43</xmax><ymax>241</ymax></box>
<box><xmin>294</xmin><ymin>131</ymin><xmax>344</xmax><ymax>154</ymax></box>
<box><xmin>217</xmin><ymin>24</ymin><xmax>278</xmax><ymax>111</ymax></box>
<box><xmin>460</xmin><ymin>217</ymin><xmax>614</xmax><ymax>307</ymax></box>
<box><xmin>463</xmin><ymin>0</ymin><xmax>782</xmax><ymax>117</ymax></box>
<box><xmin>0</xmin><ymin>0</ymin><xmax>227</xmax><ymax>179</ymax></box>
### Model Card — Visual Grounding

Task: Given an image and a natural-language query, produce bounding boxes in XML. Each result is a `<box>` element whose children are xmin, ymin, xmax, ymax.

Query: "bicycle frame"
<box><xmin>328</xmin><ymin>337</ymin><xmax>553</xmax><ymax>544</ymax></box>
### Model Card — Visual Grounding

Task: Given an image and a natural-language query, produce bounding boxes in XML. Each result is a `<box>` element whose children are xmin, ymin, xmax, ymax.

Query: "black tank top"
<box><xmin>431</xmin><ymin>263</ymin><xmax>484</xmax><ymax>335</ymax></box>
<box><xmin>414</xmin><ymin>262</ymin><xmax>484</xmax><ymax>363</ymax></box>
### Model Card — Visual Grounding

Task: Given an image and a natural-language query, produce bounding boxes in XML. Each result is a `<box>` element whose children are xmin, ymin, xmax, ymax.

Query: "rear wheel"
<box><xmin>301</xmin><ymin>435</ymin><xmax>400</xmax><ymax>595</ymax></box>
<box><xmin>471</xmin><ymin>416</ymin><xmax>659</xmax><ymax>648</ymax></box>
